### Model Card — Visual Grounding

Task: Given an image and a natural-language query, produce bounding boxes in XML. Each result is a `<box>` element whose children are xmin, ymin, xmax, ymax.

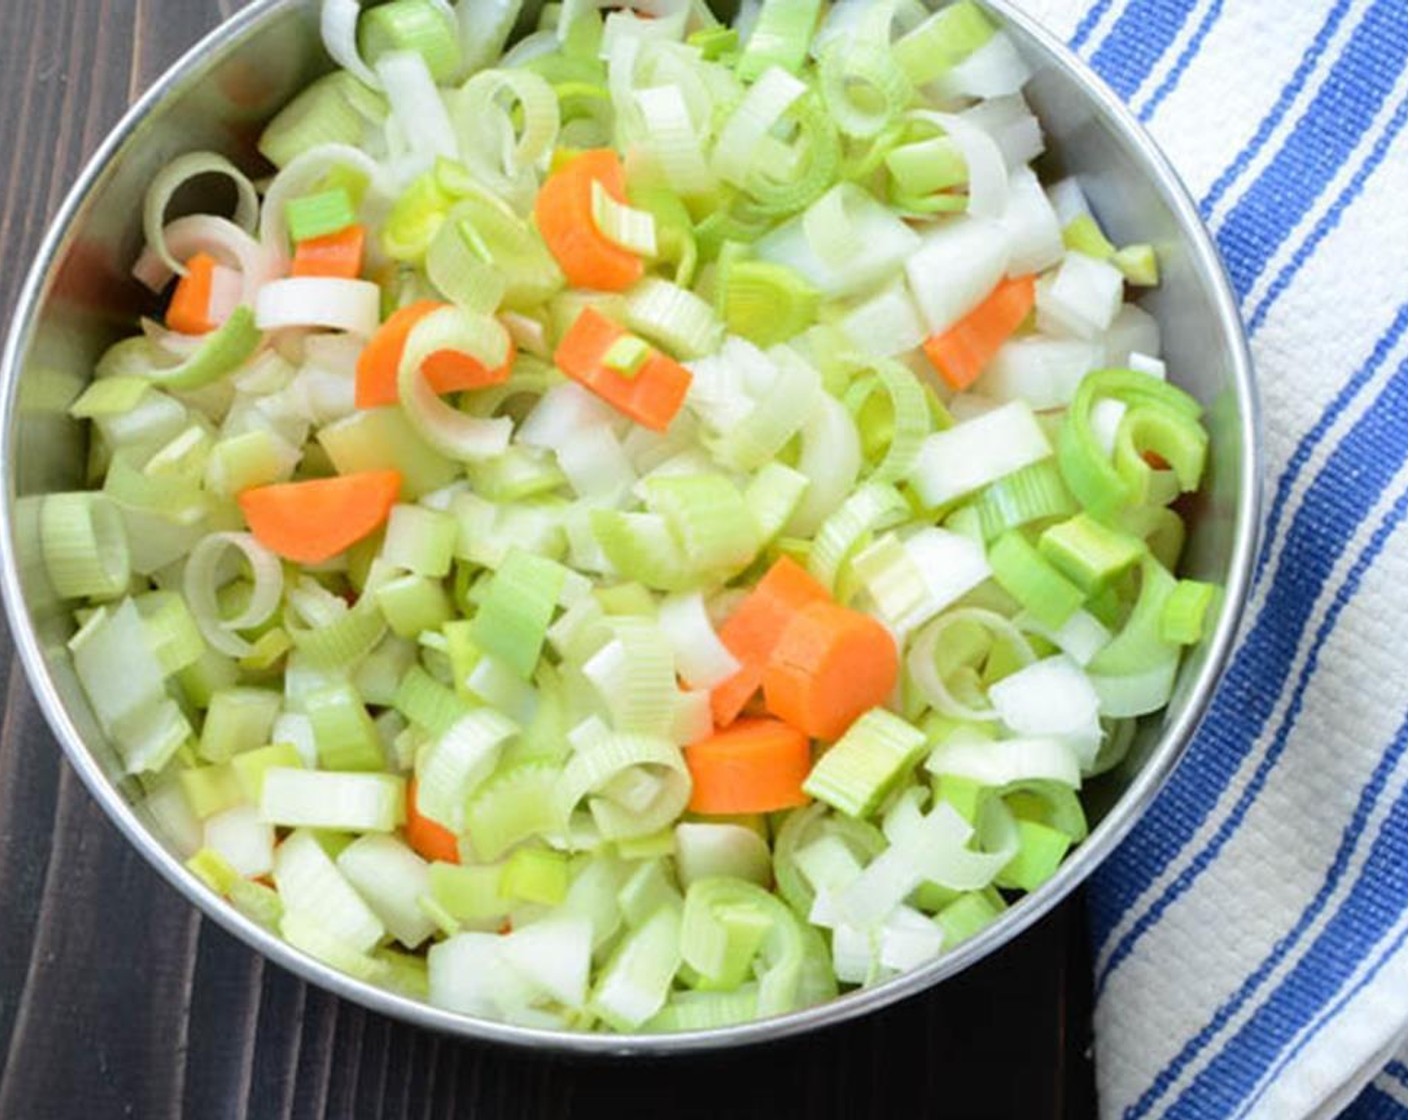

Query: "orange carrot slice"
<box><xmin>762</xmin><ymin>600</ymin><xmax>900</xmax><ymax>741</ymax></box>
<box><xmin>685</xmin><ymin>719</ymin><xmax>813</xmax><ymax>814</ymax></box>
<box><xmin>405</xmin><ymin>778</ymin><xmax>461</xmax><ymax>864</ymax></box>
<box><xmin>292</xmin><ymin>224</ymin><xmax>366</xmax><ymax>280</ymax></box>
<box><xmin>534</xmin><ymin>149</ymin><xmax>645</xmax><ymax>292</ymax></box>
<box><xmin>552</xmin><ymin>307</ymin><xmax>691</xmax><ymax>431</ymax></box>
<box><xmin>711</xmin><ymin>558</ymin><xmax>830</xmax><ymax>727</ymax></box>
<box><xmin>923</xmin><ymin>274</ymin><xmax>1037</xmax><ymax>391</ymax></box>
<box><xmin>238</xmin><ymin>470</ymin><xmax>402</xmax><ymax>565</ymax></box>
<box><xmin>167</xmin><ymin>252</ymin><xmax>219</xmax><ymax>335</ymax></box>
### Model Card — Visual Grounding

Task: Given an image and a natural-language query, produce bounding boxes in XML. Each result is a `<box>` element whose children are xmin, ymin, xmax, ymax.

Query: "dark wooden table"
<box><xmin>0</xmin><ymin>3</ymin><xmax>1097</xmax><ymax>1116</ymax></box>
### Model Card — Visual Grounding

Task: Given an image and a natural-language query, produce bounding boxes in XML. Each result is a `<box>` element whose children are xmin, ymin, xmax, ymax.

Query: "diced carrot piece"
<box><xmin>292</xmin><ymin>224</ymin><xmax>366</xmax><ymax>279</ymax></box>
<box><xmin>238</xmin><ymin>470</ymin><xmax>402</xmax><ymax>565</ymax></box>
<box><xmin>534</xmin><ymin>149</ymin><xmax>644</xmax><ymax>292</ymax></box>
<box><xmin>711</xmin><ymin>558</ymin><xmax>830</xmax><ymax>727</ymax></box>
<box><xmin>552</xmin><ymin>307</ymin><xmax>691</xmax><ymax>431</ymax></box>
<box><xmin>405</xmin><ymin>778</ymin><xmax>461</xmax><ymax>863</ymax></box>
<box><xmin>762</xmin><ymin>600</ymin><xmax>900</xmax><ymax>741</ymax></box>
<box><xmin>685</xmin><ymin>718</ymin><xmax>813</xmax><ymax>814</ymax></box>
<box><xmin>923</xmin><ymin>274</ymin><xmax>1037</xmax><ymax>391</ymax></box>
<box><xmin>167</xmin><ymin>252</ymin><xmax>219</xmax><ymax>335</ymax></box>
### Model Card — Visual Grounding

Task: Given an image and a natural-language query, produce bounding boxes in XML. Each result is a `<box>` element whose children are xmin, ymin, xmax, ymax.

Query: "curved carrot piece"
<box><xmin>762</xmin><ymin>600</ymin><xmax>900</xmax><ymax>741</ymax></box>
<box><xmin>238</xmin><ymin>470</ymin><xmax>402</xmax><ymax>565</ymax></box>
<box><xmin>711</xmin><ymin>557</ymin><xmax>830</xmax><ymax>726</ymax></box>
<box><xmin>685</xmin><ymin>719</ymin><xmax>813</xmax><ymax>814</ymax></box>
<box><xmin>405</xmin><ymin>778</ymin><xmax>461</xmax><ymax>863</ymax></box>
<box><xmin>923</xmin><ymin>274</ymin><xmax>1036</xmax><ymax>392</ymax></box>
<box><xmin>292</xmin><ymin>224</ymin><xmax>366</xmax><ymax>280</ymax></box>
<box><xmin>534</xmin><ymin>149</ymin><xmax>644</xmax><ymax>292</ymax></box>
<box><xmin>356</xmin><ymin>300</ymin><xmax>513</xmax><ymax>408</ymax></box>
<box><xmin>552</xmin><ymin>307</ymin><xmax>691</xmax><ymax>431</ymax></box>
<box><xmin>167</xmin><ymin>253</ymin><xmax>218</xmax><ymax>335</ymax></box>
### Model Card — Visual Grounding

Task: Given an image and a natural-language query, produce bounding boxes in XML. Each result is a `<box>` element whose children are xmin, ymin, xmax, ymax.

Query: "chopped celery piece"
<box><xmin>803</xmin><ymin>709</ymin><xmax>927</xmax><ymax>818</ymax></box>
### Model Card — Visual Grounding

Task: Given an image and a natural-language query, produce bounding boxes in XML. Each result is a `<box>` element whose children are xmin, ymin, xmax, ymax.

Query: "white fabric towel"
<box><xmin>1005</xmin><ymin>0</ymin><xmax>1408</xmax><ymax>1116</ymax></box>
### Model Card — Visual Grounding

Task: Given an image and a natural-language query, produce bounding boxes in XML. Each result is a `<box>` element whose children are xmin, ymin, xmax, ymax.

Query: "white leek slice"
<box><xmin>183</xmin><ymin>532</ymin><xmax>284</xmax><ymax>658</ymax></box>
<box><xmin>932</xmin><ymin>31</ymin><xmax>1032</xmax><ymax>100</ymax></box>
<box><xmin>674</xmin><ymin>823</ymin><xmax>772</xmax><ymax>888</ymax></box>
<box><xmin>429</xmin><ymin>932</ymin><xmax>542</xmax><ymax>1018</ymax></box>
<box><xmin>417</xmin><ymin>709</ymin><xmax>519</xmax><ymax>831</ymax></box>
<box><xmin>203</xmin><ymin>804</ymin><xmax>275</xmax><ymax>879</ymax></box>
<box><xmin>500</xmin><ymin>916</ymin><xmax>594</xmax><ymax>1009</ymax></box>
<box><xmin>377</xmin><ymin>50</ymin><xmax>458</xmax><ymax>168</ymax></box>
<box><xmin>397</xmin><ymin>306</ymin><xmax>514</xmax><ymax>461</ymax></box>
<box><xmin>336</xmin><ymin>834</ymin><xmax>436</xmax><ymax>949</ymax></box>
<box><xmin>260</xmin><ymin>768</ymin><xmax>406</xmax><ymax>832</ymax></box>
<box><xmin>925</xmin><ymin>735</ymin><xmax>1082</xmax><ymax>788</ymax></box>
<box><xmin>711</xmin><ymin>66</ymin><xmax>808</xmax><ymax>187</ymax></box>
<box><xmin>911</xmin><ymin>400</ymin><xmax>1051</xmax><ymax>508</ymax></box>
<box><xmin>1089</xmin><ymin>657</ymin><xmax>1180</xmax><ymax>718</ymax></box>
<box><xmin>274</xmin><ymin>830</ymin><xmax>385</xmax><ymax>952</ymax></box>
<box><xmin>255</xmin><ymin>278</ymin><xmax>382</xmax><ymax>336</ymax></box>
<box><xmin>852</xmin><ymin>528</ymin><xmax>991</xmax><ymax>636</ymax></box>
<box><xmin>908</xmin><ymin>110</ymin><xmax>1009</xmax><ymax>220</ymax></box>
<box><xmin>1016</xmin><ymin>608</ymin><xmax>1112</xmax><ymax>668</ymax></box>
<box><xmin>143</xmin><ymin>152</ymin><xmax>260</xmax><ymax>277</ymax></box>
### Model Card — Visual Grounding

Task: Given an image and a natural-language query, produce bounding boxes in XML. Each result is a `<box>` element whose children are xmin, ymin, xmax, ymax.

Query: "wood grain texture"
<box><xmin>0</xmin><ymin>3</ymin><xmax>1097</xmax><ymax>1116</ymax></box>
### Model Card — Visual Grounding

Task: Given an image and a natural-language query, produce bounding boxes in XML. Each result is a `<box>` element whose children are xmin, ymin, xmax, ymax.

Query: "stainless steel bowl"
<box><xmin>0</xmin><ymin>0</ymin><xmax>1260</xmax><ymax>1053</ymax></box>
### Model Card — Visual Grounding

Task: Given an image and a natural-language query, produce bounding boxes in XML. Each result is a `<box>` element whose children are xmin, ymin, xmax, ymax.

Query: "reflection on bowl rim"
<box><xmin>0</xmin><ymin>0</ymin><xmax>1260</xmax><ymax>1053</ymax></box>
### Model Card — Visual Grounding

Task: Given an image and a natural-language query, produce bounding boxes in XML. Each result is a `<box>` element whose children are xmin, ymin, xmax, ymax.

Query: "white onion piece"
<box><xmin>184</xmin><ymin>532</ymin><xmax>285</xmax><ymax>657</ymax></box>
<box><xmin>909</xmin><ymin>110</ymin><xmax>1009</xmax><ymax>220</ymax></box>
<box><xmin>1128</xmin><ymin>351</ymin><xmax>1168</xmax><ymax>379</ymax></box>
<box><xmin>911</xmin><ymin>400</ymin><xmax>1051</xmax><ymax>507</ymax></box>
<box><xmin>1047</xmin><ymin>177</ymin><xmax>1092</xmax><ymax>226</ymax></box>
<box><xmin>1036</xmin><ymin>253</ymin><xmax>1125</xmax><ymax>340</ymax></box>
<box><xmin>980</xmin><ymin>337</ymin><xmax>1103</xmax><ymax>410</ymax></box>
<box><xmin>933</xmin><ymin>32</ymin><xmax>1033</xmax><ymax>101</ymax></box>
<box><xmin>255</xmin><ymin>278</ymin><xmax>382</xmax><ymax>336</ymax></box>
<box><xmin>658</xmin><ymin>592</ymin><xmax>742</xmax><ymax>690</ymax></box>
<box><xmin>839</xmin><ymin>282</ymin><xmax>928</xmax><ymax>358</ymax></box>
<box><xmin>519</xmin><ymin>383</ymin><xmax>619</xmax><ymax>449</ymax></box>
<box><xmin>988</xmin><ymin>655</ymin><xmax>1103</xmax><ymax>769</ymax></box>
<box><xmin>1000</xmin><ymin>166</ymin><xmax>1065</xmax><ymax>276</ymax></box>
<box><xmin>1104</xmin><ymin>302</ymin><xmax>1163</xmax><ymax>365</ymax></box>
<box><xmin>556</xmin><ymin>424</ymin><xmax>637</xmax><ymax>505</ymax></box>
<box><xmin>960</xmin><ymin>95</ymin><xmax>1044</xmax><ymax>168</ymax></box>
<box><xmin>786</xmin><ymin>394</ymin><xmax>862</xmax><ymax>537</ymax></box>
<box><xmin>904</xmin><ymin>216</ymin><xmax>1011</xmax><ymax>335</ymax></box>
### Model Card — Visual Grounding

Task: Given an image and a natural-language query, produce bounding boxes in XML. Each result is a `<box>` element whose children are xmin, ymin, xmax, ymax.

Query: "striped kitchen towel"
<box><xmin>1008</xmin><ymin>0</ymin><xmax>1408</xmax><ymax>1116</ymax></box>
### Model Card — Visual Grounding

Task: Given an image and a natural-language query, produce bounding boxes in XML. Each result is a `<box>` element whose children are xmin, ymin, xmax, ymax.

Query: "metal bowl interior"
<box><xmin>0</xmin><ymin>0</ymin><xmax>1259</xmax><ymax>1054</ymax></box>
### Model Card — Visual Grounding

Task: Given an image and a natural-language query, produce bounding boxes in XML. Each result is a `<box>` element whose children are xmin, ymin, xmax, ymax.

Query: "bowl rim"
<box><xmin>0</xmin><ymin>0</ymin><xmax>1261</xmax><ymax>1054</ymax></box>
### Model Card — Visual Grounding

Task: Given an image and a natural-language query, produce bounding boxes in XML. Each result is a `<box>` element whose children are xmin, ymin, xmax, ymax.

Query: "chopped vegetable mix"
<box><xmin>46</xmin><ymin>0</ymin><xmax>1212</xmax><ymax>1032</ymax></box>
